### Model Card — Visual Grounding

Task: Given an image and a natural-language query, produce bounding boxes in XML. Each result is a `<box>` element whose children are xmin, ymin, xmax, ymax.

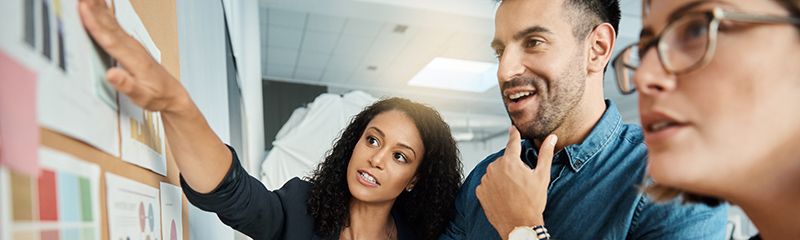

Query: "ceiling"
<box><xmin>259</xmin><ymin>0</ymin><xmax>643</xmax><ymax>140</ymax></box>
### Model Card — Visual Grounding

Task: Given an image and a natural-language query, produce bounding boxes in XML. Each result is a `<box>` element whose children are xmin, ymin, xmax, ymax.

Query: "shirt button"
<box><xmin>574</xmin><ymin>161</ymin><xmax>582</xmax><ymax>167</ymax></box>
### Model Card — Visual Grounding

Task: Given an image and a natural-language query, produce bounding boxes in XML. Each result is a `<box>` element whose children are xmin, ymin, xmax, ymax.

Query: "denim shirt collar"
<box><xmin>522</xmin><ymin>100</ymin><xmax>623</xmax><ymax>172</ymax></box>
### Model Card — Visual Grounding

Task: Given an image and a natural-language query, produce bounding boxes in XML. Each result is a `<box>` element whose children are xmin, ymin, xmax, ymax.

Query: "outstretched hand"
<box><xmin>78</xmin><ymin>0</ymin><xmax>188</xmax><ymax>113</ymax></box>
<box><xmin>476</xmin><ymin>126</ymin><xmax>557</xmax><ymax>240</ymax></box>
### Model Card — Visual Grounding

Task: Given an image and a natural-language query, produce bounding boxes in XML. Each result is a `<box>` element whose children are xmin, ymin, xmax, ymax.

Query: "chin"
<box><xmin>648</xmin><ymin>148</ymin><xmax>717</xmax><ymax>194</ymax></box>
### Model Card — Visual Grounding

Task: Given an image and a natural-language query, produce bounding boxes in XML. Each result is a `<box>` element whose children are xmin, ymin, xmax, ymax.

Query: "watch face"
<box><xmin>508</xmin><ymin>227</ymin><xmax>537</xmax><ymax>240</ymax></box>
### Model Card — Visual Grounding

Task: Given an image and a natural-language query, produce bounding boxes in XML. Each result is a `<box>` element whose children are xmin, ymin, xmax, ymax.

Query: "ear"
<box><xmin>586</xmin><ymin>23</ymin><xmax>616</xmax><ymax>74</ymax></box>
<box><xmin>406</xmin><ymin>175</ymin><xmax>419</xmax><ymax>192</ymax></box>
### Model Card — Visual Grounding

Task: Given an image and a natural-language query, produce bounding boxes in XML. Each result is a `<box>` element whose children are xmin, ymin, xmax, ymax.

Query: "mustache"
<box><xmin>501</xmin><ymin>76</ymin><xmax>538</xmax><ymax>92</ymax></box>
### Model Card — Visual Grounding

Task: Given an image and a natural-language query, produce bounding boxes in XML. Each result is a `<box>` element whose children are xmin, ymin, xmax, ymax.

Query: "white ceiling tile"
<box><xmin>297</xmin><ymin>51</ymin><xmax>331</xmax><ymax>68</ymax></box>
<box><xmin>333</xmin><ymin>36</ymin><xmax>374</xmax><ymax>56</ymax></box>
<box><xmin>267</xmin><ymin>47</ymin><xmax>299</xmax><ymax>65</ymax></box>
<box><xmin>445</xmin><ymin>32</ymin><xmax>492</xmax><ymax>49</ymax></box>
<box><xmin>439</xmin><ymin>45</ymin><xmax>474</xmax><ymax>60</ymax></box>
<box><xmin>326</xmin><ymin>54</ymin><xmax>361</xmax><ymax>72</ymax></box>
<box><xmin>266</xmin><ymin>64</ymin><xmax>296</xmax><ymax>79</ymax></box>
<box><xmin>301</xmin><ymin>31</ymin><xmax>339</xmax><ymax>53</ymax></box>
<box><xmin>307</xmin><ymin>13</ymin><xmax>347</xmax><ymax>33</ymax></box>
<box><xmin>294</xmin><ymin>67</ymin><xmax>325</xmax><ymax>81</ymax></box>
<box><xmin>409</xmin><ymin>27</ymin><xmax>455</xmax><ymax>46</ymax></box>
<box><xmin>342</xmin><ymin>18</ymin><xmax>385</xmax><ymax>37</ymax></box>
<box><xmin>320</xmin><ymin>70</ymin><xmax>352</xmax><ymax>83</ymax></box>
<box><xmin>268</xmin><ymin>26</ymin><xmax>303</xmax><ymax>49</ymax></box>
<box><xmin>268</xmin><ymin>8</ymin><xmax>307</xmax><ymax>28</ymax></box>
<box><xmin>392</xmin><ymin>43</ymin><xmax>440</xmax><ymax>66</ymax></box>
<box><xmin>350</xmin><ymin>67</ymin><xmax>382</xmax><ymax>85</ymax></box>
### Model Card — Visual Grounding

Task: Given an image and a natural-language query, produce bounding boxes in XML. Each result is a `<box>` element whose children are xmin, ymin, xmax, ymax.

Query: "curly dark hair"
<box><xmin>306</xmin><ymin>97</ymin><xmax>463</xmax><ymax>239</ymax></box>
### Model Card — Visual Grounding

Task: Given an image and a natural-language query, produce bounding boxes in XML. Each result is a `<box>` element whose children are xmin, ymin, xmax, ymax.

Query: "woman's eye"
<box><xmin>367</xmin><ymin>136</ymin><xmax>378</xmax><ymax>146</ymax></box>
<box><xmin>393</xmin><ymin>152</ymin><xmax>407</xmax><ymax>162</ymax></box>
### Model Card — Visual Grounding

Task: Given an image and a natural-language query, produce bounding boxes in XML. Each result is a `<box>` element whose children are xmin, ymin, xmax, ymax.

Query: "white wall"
<box><xmin>176</xmin><ymin>0</ymin><xmax>235</xmax><ymax>239</ymax></box>
<box><xmin>223</xmin><ymin>0</ymin><xmax>265</xmax><ymax>178</ymax></box>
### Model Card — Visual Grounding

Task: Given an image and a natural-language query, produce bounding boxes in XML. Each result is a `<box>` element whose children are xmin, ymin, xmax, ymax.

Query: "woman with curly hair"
<box><xmin>77</xmin><ymin>0</ymin><xmax>462</xmax><ymax>239</ymax></box>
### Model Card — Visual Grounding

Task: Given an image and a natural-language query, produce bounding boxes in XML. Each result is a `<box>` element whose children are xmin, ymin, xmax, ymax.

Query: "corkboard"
<box><xmin>37</xmin><ymin>0</ymin><xmax>189</xmax><ymax>239</ymax></box>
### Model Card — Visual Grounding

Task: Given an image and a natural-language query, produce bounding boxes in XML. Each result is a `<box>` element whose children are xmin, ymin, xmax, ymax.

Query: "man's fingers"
<box><xmin>535</xmin><ymin>134</ymin><xmax>558</xmax><ymax>174</ymax></box>
<box><xmin>503</xmin><ymin>126</ymin><xmax>523</xmax><ymax>160</ymax></box>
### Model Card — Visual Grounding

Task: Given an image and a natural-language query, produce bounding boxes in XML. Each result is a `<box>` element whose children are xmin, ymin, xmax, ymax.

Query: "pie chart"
<box><xmin>138</xmin><ymin>202</ymin><xmax>145</xmax><ymax>232</ymax></box>
<box><xmin>170</xmin><ymin>220</ymin><xmax>177</xmax><ymax>240</ymax></box>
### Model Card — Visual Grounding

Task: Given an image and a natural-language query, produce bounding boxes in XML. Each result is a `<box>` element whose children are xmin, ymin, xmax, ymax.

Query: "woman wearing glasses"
<box><xmin>613</xmin><ymin>0</ymin><xmax>800</xmax><ymax>239</ymax></box>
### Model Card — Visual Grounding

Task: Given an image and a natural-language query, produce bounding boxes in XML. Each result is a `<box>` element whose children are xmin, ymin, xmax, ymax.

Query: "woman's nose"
<box><xmin>633</xmin><ymin>48</ymin><xmax>676</xmax><ymax>95</ymax></box>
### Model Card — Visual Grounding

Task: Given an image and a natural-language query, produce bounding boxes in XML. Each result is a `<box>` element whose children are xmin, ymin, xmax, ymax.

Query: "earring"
<box><xmin>406</xmin><ymin>186</ymin><xmax>413</xmax><ymax>192</ymax></box>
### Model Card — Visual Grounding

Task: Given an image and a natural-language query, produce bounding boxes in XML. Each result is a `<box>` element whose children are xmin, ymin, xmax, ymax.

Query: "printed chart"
<box><xmin>114</xmin><ymin>0</ymin><xmax>167</xmax><ymax>176</ymax></box>
<box><xmin>106</xmin><ymin>173</ymin><xmax>161</xmax><ymax>240</ymax></box>
<box><xmin>0</xmin><ymin>147</ymin><xmax>102</xmax><ymax>240</ymax></box>
<box><xmin>159</xmin><ymin>182</ymin><xmax>182</xmax><ymax>240</ymax></box>
<box><xmin>0</xmin><ymin>0</ymin><xmax>121</xmax><ymax>157</ymax></box>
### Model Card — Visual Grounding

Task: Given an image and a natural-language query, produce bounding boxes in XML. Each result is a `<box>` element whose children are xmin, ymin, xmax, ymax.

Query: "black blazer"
<box><xmin>182</xmin><ymin>146</ymin><xmax>416</xmax><ymax>240</ymax></box>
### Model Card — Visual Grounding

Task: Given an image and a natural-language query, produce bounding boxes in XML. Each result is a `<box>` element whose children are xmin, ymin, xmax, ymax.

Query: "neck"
<box><xmin>729</xmin><ymin>161</ymin><xmax>800</xmax><ymax>239</ymax></box>
<box><xmin>341</xmin><ymin>198</ymin><xmax>395</xmax><ymax>240</ymax></box>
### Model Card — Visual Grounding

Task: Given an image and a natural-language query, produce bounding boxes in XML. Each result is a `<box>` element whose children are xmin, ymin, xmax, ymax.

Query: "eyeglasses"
<box><xmin>612</xmin><ymin>7</ymin><xmax>800</xmax><ymax>94</ymax></box>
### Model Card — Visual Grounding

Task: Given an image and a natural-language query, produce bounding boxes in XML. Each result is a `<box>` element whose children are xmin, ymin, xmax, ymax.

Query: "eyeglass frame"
<box><xmin>612</xmin><ymin>6</ymin><xmax>800</xmax><ymax>94</ymax></box>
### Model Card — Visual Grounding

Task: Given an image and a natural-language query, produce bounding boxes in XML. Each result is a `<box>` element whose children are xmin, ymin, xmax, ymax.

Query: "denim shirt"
<box><xmin>440</xmin><ymin>100</ymin><xmax>727</xmax><ymax>240</ymax></box>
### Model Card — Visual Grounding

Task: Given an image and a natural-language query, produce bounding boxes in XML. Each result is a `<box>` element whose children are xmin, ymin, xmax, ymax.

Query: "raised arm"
<box><xmin>78</xmin><ymin>0</ymin><xmax>231</xmax><ymax>193</ymax></box>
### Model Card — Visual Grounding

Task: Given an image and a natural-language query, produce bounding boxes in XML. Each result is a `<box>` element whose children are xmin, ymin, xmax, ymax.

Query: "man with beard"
<box><xmin>439</xmin><ymin>0</ymin><xmax>728</xmax><ymax>239</ymax></box>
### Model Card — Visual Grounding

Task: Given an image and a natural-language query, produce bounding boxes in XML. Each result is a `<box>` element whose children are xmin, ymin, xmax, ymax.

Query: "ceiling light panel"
<box><xmin>408</xmin><ymin>57</ymin><xmax>498</xmax><ymax>93</ymax></box>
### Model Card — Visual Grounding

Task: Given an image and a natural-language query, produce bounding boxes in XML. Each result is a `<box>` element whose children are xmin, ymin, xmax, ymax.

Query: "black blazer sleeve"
<box><xmin>181</xmin><ymin>145</ymin><xmax>314</xmax><ymax>240</ymax></box>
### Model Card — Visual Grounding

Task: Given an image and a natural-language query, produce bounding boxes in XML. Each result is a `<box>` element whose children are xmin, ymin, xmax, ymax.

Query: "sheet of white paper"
<box><xmin>0</xmin><ymin>0</ymin><xmax>121</xmax><ymax>158</ymax></box>
<box><xmin>160</xmin><ymin>182</ymin><xmax>183</xmax><ymax>240</ymax></box>
<box><xmin>105</xmin><ymin>173</ymin><xmax>162</xmax><ymax>240</ymax></box>
<box><xmin>112</xmin><ymin>0</ymin><xmax>168</xmax><ymax>176</ymax></box>
<box><xmin>0</xmin><ymin>147</ymin><xmax>102</xmax><ymax>240</ymax></box>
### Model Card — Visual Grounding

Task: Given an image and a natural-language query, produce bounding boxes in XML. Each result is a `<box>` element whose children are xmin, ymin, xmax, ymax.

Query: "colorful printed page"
<box><xmin>0</xmin><ymin>147</ymin><xmax>102</xmax><ymax>240</ymax></box>
<box><xmin>105</xmin><ymin>173</ymin><xmax>162</xmax><ymax>240</ymax></box>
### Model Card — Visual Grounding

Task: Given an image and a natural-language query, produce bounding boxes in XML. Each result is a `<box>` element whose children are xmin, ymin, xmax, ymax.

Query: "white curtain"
<box><xmin>260</xmin><ymin>91</ymin><xmax>376</xmax><ymax>190</ymax></box>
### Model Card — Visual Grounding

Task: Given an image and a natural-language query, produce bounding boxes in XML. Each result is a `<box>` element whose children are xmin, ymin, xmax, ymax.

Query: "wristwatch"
<box><xmin>508</xmin><ymin>225</ymin><xmax>551</xmax><ymax>240</ymax></box>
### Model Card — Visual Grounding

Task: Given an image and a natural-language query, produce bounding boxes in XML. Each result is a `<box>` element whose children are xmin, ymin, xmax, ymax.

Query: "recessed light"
<box><xmin>408</xmin><ymin>57</ymin><xmax>498</xmax><ymax>93</ymax></box>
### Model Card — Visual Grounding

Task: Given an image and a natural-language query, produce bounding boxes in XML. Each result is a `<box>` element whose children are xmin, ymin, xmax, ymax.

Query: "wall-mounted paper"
<box><xmin>0</xmin><ymin>50</ymin><xmax>39</xmax><ymax>176</ymax></box>
<box><xmin>0</xmin><ymin>0</ymin><xmax>121</xmax><ymax>158</ymax></box>
<box><xmin>0</xmin><ymin>147</ymin><xmax>102</xmax><ymax>240</ymax></box>
<box><xmin>113</xmin><ymin>0</ymin><xmax>168</xmax><ymax>176</ymax></box>
<box><xmin>160</xmin><ymin>182</ymin><xmax>183</xmax><ymax>240</ymax></box>
<box><xmin>105</xmin><ymin>173</ymin><xmax>162</xmax><ymax>240</ymax></box>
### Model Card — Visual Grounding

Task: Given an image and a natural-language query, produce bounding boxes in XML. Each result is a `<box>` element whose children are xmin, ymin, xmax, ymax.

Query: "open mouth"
<box><xmin>508</xmin><ymin>91</ymin><xmax>535</xmax><ymax>103</ymax></box>
<box><xmin>647</xmin><ymin>121</ymin><xmax>683</xmax><ymax>132</ymax></box>
<box><xmin>358</xmin><ymin>171</ymin><xmax>379</xmax><ymax>185</ymax></box>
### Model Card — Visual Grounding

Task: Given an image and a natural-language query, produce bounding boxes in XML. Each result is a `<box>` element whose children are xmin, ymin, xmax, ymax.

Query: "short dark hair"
<box><xmin>494</xmin><ymin>0</ymin><xmax>621</xmax><ymax>40</ymax></box>
<box><xmin>306</xmin><ymin>97</ymin><xmax>463</xmax><ymax>240</ymax></box>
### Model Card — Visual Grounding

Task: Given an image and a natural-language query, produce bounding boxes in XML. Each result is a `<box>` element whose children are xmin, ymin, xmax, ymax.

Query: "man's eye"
<box><xmin>525</xmin><ymin>39</ymin><xmax>542</xmax><ymax>48</ymax></box>
<box><xmin>494</xmin><ymin>49</ymin><xmax>504</xmax><ymax>59</ymax></box>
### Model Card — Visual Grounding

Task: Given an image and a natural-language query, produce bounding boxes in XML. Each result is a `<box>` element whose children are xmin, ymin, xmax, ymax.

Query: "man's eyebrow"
<box><xmin>490</xmin><ymin>26</ymin><xmax>553</xmax><ymax>50</ymax></box>
<box><xmin>490</xmin><ymin>39</ymin><xmax>503</xmax><ymax>50</ymax></box>
<box><xmin>514</xmin><ymin>26</ymin><xmax>553</xmax><ymax>40</ymax></box>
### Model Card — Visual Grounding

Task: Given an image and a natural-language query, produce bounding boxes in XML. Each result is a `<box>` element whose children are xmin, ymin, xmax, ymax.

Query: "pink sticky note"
<box><xmin>0</xmin><ymin>49</ymin><xmax>39</xmax><ymax>175</ymax></box>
